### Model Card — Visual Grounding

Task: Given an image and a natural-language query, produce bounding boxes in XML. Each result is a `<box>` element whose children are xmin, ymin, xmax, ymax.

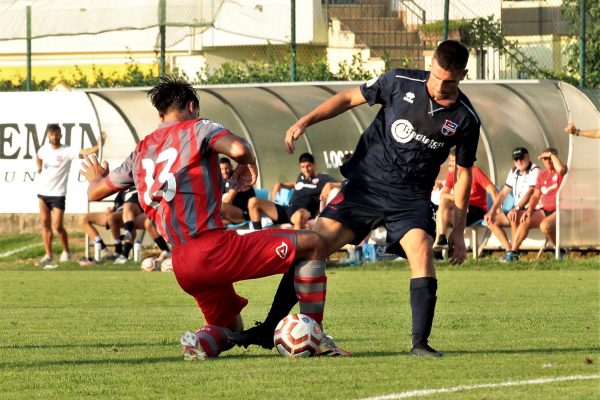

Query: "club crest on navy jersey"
<box><xmin>441</xmin><ymin>119</ymin><xmax>458</xmax><ymax>136</ymax></box>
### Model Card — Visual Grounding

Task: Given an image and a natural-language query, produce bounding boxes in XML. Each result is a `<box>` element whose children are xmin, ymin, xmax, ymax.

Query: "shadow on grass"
<box><xmin>444</xmin><ymin>346</ymin><xmax>600</xmax><ymax>356</ymax></box>
<box><xmin>0</xmin><ymin>356</ymin><xmax>183</xmax><ymax>369</ymax></box>
<box><xmin>5</xmin><ymin>346</ymin><xmax>598</xmax><ymax>369</ymax></box>
<box><xmin>0</xmin><ymin>341</ymin><xmax>172</xmax><ymax>350</ymax></box>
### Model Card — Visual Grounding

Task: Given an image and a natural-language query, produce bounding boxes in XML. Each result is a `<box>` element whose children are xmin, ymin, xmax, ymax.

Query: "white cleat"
<box><xmin>316</xmin><ymin>333</ymin><xmax>351</xmax><ymax>357</ymax></box>
<box><xmin>181</xmin><ymin>331</ymin><xmax>207</xmax><ymax>361</ymax></box>
<box><xmin>113</xmin><ymin>254</ymin><xmax>128</xmax><ymax>264</ymax></box>
<box><xmin>39</xmin><ymin>254</ymin><xmax>53</xmax><ymax>264</ymax></box>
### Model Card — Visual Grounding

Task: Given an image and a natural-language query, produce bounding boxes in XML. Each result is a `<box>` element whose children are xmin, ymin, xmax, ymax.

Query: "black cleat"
<box><xmin>410</xmin><ymin>343</ymin><xmax>444</xmax><ymax>357</ymax></box>
<box><xmin>433</xmin><ymin>234</ymin><xmax>449</xmax><ymax>251</ymax></box>
<box><xmin>229</xmin><ymin>322</ymin><xmax>274</xmax><ymax>350</ymax></box>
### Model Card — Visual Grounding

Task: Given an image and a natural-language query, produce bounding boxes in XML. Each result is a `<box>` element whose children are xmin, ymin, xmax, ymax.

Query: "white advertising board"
<box><xmin>0</xmin><ymin>91</ymin><xmax>100</xmax><ymax>213</ymax></box>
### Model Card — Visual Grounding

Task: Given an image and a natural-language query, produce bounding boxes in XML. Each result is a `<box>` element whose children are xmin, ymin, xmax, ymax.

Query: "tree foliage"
<box><xmin>1</xmin><ymin>51</ymin><xmax>376</xmax><ymax>91</ymax></box>
<box><xmin>561</xmin><ymin>0</ymin><xmax>599</xmax><ymax>87</ymax></box>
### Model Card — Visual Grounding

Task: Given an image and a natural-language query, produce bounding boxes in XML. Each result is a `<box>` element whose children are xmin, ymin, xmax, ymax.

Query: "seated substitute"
<box><xmin>248</xmin><ymin>152</ymin><xmax>337</xmax><ymax>230</ymax></box>
<box><xmin>113</xmin><ymin>191</ymin><xmax>147</xmax><ymax>263</ymax></box>
<box><xmin>219</xmin><ymin>157</ymin><xmax>256</xmax><ymax>225</ymax></box>
<box><xmin>484</xmin><ymin>147</ymin><xmax>541</xmax><ymax>262</ymax></box>
<box><xmin>80</xmin><ymin>190</ymin><xmax>127</xmax><ymax>261</ymax></box>
<box><xmin>434</xmin><ymin>149</ymin><xmax>499</xmax><ymax>249</ymax></box>
<box><xmin>510</xmin><ymin>148</ymin><xmax>568</xmax><ymax>259</ymax></box>
<box><xmin>113</xmin><ymin>191</ymin><xmax>172</xmax><ymax>264</ymax></box>
<box><xmin>319</xmin><ymin>153</ymin><xmax>351</xmax><ymax>212</ymax></box>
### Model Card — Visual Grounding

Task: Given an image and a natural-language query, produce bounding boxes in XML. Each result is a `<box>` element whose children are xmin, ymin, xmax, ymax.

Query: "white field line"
<box><xmin>359</xmin><ymin>374</ymin><xmax>600</xmax><ymax>400</ymax></box>
<box><xmin>0</xmin><ymin>243</ymin><xmax>39</xmax><ymax>258</ymax></box>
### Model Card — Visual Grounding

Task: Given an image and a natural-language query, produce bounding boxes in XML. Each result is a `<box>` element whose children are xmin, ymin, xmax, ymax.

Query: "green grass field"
<box><xmin>1</xmin><ymin>234</ymin><xmax>598</xmax><ymax>399</ymax></box>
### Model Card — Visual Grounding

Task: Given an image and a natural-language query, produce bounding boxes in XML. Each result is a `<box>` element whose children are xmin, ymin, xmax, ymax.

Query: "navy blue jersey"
<box><xmin>290</xmin><ymin>172</ymin><xmax>337</xmax><ymax>217</ymax></box>
<box><xmin>341</xmin><ymin>68</ymin><xmax>480</xmax><ymax>193</ymax></box>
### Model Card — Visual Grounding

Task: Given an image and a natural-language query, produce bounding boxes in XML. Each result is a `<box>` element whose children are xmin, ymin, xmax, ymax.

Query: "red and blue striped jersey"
<box><xmin>106</xmin><ymin>118</ymin><xmax>230</xmax><ymax>248</ymax></box>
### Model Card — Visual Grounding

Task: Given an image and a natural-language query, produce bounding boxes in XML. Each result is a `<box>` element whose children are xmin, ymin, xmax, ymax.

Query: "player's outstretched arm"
<box><xmin>285</xmin><ymin>87</ymin><xmax>367</xmax><ymax>154</ymax></box>
<box><xmin>80</xmin><ymin>153</ymin><xmax>115</xmax><ymax>201</ymax></box>
<box><xmin>565</xmin><ymin>123</ymin><xmax>600</xmax><ymax>139</ymax></box>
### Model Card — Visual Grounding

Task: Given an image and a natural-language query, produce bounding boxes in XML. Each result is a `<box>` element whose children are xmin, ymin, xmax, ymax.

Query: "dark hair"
<box><xmin>219</xmin><ymin>157</ymin><xmax>232</xmax><ymax>165</ymax></box>
<box><xmin>298</xmin><ymin>152</ymin><xmax>315</xmax><ymax>164</ymax></box>
<box><xmin>147</xmin><ymin>75</ymin><xmax>199</xmax><ymax>117</ymax></box>
<box><xmin>449</xmin><ymin>148</ymin><xmax>456</xmax><ymax>157</ymax></box>
<box><xmin>46</xmin><ymin>124</ymin><xmax>61</xmax><ymax>134</ymax></box>
<box><xmin>543</xmin><ymin>147</ymin><xmax>558</xmax><ymax>156</ymax></box>
<box><xmin>433</xmin><ymin>40</ymin><xmax>469</xmax><ymax>70</ymax></box>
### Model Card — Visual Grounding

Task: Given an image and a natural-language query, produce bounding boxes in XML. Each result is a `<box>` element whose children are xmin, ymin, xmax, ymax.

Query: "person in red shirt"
<box><xmin>434</xmin><ymin>150</ymin><xmax>498</xmax><ymax>249</ymax></box>
<box><xmin>512</xmin><ymin>147</ymin><xmax>568</xmax><ymax>257</ymax></box>
<box><xmin>80</xmin><ymin>76</ymin><xmax>348</xmax><ymax>359</ymax></box>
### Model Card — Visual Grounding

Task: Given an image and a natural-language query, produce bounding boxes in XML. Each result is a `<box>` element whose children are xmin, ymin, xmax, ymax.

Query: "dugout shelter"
<box><xmin>0</xmin><ymin>80</ymin><xmax>597</xmax><ymax>252</ymax></box>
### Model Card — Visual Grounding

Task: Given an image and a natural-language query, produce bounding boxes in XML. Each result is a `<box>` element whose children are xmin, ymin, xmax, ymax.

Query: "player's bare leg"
<box><xmin>247</xmin><ymin>197</ymin><xmax>279</xmax><ymax>230</ymax></box>
<box><xmin>486</xmin><ymin>212</ymin><xmax>511</xmax><ymax>251</ymax></box>
<box><xmin>510</xmin><ymin>210</ymin><xmax>544</xmax><ymax>252</ymax></box>
<box><xmin>434</xmin><ymin>197</ymin><xmax>454</xmax><ymax>248</ymax></box>
<box><xmin>290</xmin><ymin>209</ymin><xmax>310</xmax><ymax>230</ymax></box>
<box><xmin>38</xmin><ymin>198</ymin><xmax>53</xmax><ymax>262</ymax></box>
<box><xmin>51</xmin><ymin>208</ymin><xmax>70</xmax><ymax>261</ymax></box>
<box><xmin>230</xmin><ymin>220</ymin><xmax>353</xmax><ymax>354</ymax></box>
<box><xmin>401</xmin><ymin>228</ymin><xmax>443</xmax><ymax>357</ymax></box>
<box><xmin>221</xmin><ymin>203</ymin><xmax>245</xmax><ymax>225</ymax></box>
<box><xmin>539</xmin><ymin>212</ymin><xmax>557</xmax><ymax>246</ymax></box>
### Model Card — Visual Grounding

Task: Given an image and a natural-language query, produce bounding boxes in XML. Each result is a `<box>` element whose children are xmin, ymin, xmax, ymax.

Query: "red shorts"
<box><xmin>171</xmin><ymin>229</ymin><xmax>297</xmax><ymax>327</ymax></box>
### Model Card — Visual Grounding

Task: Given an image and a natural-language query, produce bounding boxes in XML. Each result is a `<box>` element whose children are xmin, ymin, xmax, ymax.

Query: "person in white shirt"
<box><xmin>483</xmin><ymin>147</ymin><xmax>541</xmax><ymax>262</ymax></box>
<box><xmin>36</xmin><ymin>124</ymin><xmax>102</xmax><ymax>264</ymax></box>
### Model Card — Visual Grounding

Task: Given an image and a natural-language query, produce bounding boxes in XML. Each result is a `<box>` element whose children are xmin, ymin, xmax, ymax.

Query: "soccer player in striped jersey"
<box><xmin>80</xmin><ymin>76</ymin><xmax>348</xmax><ymax>359</ymax></box>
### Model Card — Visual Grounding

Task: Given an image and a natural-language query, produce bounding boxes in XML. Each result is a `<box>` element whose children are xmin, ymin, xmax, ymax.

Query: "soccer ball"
<box><xmin>273</xmin><ymin>313</ymin><xmax>323</xmax><ymax>357</ymax></box>
<box><xmin>140</xmin><ymin>257</ymin><xmax>159</xmax><ymax>272</ymax></box>
<box><xmin>160</xmin><ymin>257</ymin><xmax>173</xmax><ymax>272</ymax></box>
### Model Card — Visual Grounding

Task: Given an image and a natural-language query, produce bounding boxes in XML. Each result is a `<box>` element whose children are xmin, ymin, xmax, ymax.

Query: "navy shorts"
<box><xmin>466</xmin><ymin>206</ymin><xmax>486</xmax><ymax>226</ymax></box>
<box><xmin>125</xmin><ymin>192</ymin><xmax>139</xmax><ymax>205</ymax></box>
<box><xmin>319</xmin><ymin>181</ymin><xmax>436</xmax><ymax>258</ymax></box>
<box><xmin>273</xmin><ymin>204</ymin><xmax>294</xmax><ymax>225</ymax></box>
<box><xmin>38</xmin><ymin>194</ymin><xmax>66</xmax><ymax>211</ymax></box>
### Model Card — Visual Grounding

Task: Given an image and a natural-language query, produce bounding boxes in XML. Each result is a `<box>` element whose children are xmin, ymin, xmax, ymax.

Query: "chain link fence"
<box><xmin>0</xmin><ymin>0</ymin><xmax>591</xmax><ymax>90</ymax></box>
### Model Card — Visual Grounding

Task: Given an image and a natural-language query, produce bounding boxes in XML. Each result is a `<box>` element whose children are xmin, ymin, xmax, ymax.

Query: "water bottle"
<box><xmin>363</xmin><ymin>243</ymin><xmax>376</xmax><ymax>262</ymax></box>
<box><xmin>94</xmin><ymin>242</ymin><xmax>102</xmax><ymax>262</ymax></box>
<box><xmin>355</xmin><ymin>245</ymin><xmax>363</xmax><ymax>264</ymax></box>
<box><xmin>133</xmin><ymin>241</ymin><xmax>142</xmax><ymax>262</ymax></box>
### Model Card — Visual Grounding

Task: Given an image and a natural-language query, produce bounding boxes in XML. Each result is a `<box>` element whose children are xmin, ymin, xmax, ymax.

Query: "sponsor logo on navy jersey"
<box><xmin>403</xmin><ymin>91</ymin><xmax>415</xmax><ymax>103</ymax></box>
<box><xmin>295</xmin><ymin>181</ymin><xmax>318</xmax><ymax>190</ymax></box>
<box><xmin>391</xmin><ymin>119</ymin><xmax>416</xmax><ymax>143</ymax></box>
<box><xmin>391</xmin><ymin>119</ymin><xmax>444</xmax><ymax>149</ymax></box>
<box><xmin>441</xmin><ymin>119</ymin><xmax>458</xmax><ymax>136</ymax></box>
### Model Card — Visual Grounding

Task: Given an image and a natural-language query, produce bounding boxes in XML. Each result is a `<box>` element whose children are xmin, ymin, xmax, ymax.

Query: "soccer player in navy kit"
<box><xmin>232</xmin><ymin>40</ymin><xmax>480</xmax><ymax>357</ymax></box>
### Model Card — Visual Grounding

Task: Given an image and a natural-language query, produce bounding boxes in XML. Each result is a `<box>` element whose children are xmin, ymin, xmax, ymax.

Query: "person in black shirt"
<box><xmin>219</xmin><ymin>157</ymin><xmax>256</xmax><ymax>225</ymax></box>
<box><xmin>231</xmin><ymin>40</ymin><xmax>480</xmax><ymax>357</ymax></box>
<box><xmin>248</xmin><ymin>152</ymin><xmax>336</xmax><ymax>230</ymax></box>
